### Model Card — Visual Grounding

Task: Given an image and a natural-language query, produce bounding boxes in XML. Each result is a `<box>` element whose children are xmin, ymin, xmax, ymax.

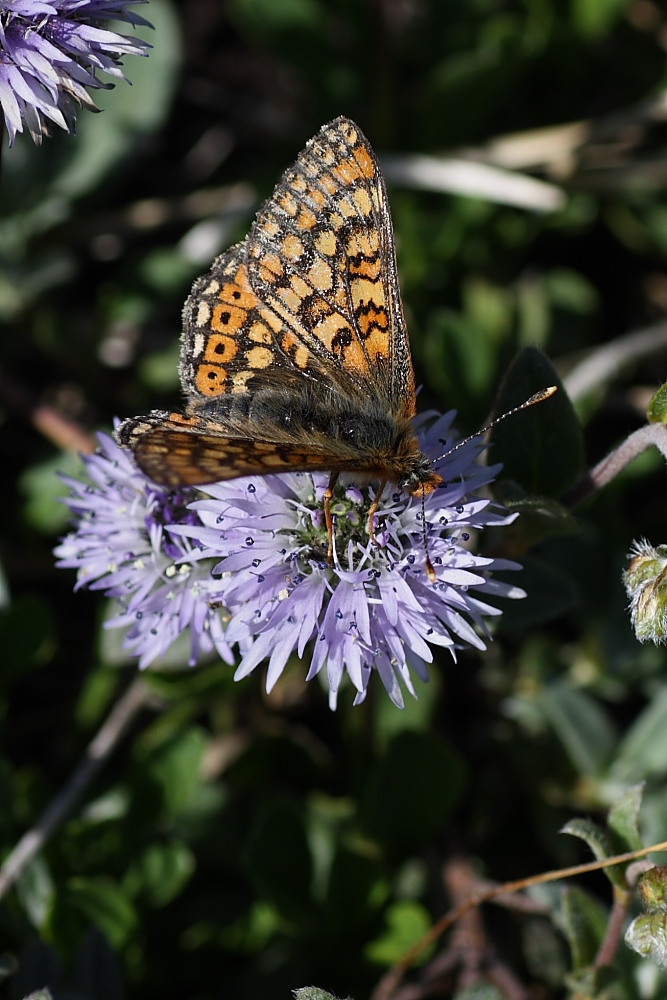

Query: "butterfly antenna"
<box><xmin>435</xmin><ymin>385</ymin><xmax>558</xmax><ymax>464</ymax></box>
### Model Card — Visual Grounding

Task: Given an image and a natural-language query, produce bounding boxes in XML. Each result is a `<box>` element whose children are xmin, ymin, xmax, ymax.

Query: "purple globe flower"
<box><xmin>56</xmin><ymin>412</ymin><xmax>524</xmax><ymax>707</ymax></box>
<box><xmin>54</xmin><ymin>430</ymin><xmax>235</xmax><ymax>669</ymax></box>
<box><xmin>171</xmin><ymin>411</ymin><xmax>525</xmax><ymax>709</ymax></box>
<box><xmin>0</xmin><ymin>0</ymin><xmax>150</xmax><ymax>145</ymax></box>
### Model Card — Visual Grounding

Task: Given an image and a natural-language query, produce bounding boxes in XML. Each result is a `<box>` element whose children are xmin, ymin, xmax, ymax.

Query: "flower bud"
<box><xmin>623</xmin><ymin>541</ymin><xmax>667</xmax><ymax>644</ymax></box>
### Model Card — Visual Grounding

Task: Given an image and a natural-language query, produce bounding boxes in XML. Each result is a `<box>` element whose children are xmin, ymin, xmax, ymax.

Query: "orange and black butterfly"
<box><xmin>118</xmin><ymin>117</ymin><xmax>445</xmax><ymax>557</ymax></box>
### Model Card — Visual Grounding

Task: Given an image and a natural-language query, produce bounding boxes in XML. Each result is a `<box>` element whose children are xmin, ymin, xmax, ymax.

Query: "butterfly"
<box><xmin>118</xmin><ymin>116</ymin><xmax>445</xmax><ymax>566</ymax></box>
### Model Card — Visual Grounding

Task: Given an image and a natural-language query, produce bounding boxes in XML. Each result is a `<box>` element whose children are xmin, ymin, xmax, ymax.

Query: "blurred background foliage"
<box><xmin>3</xmin><ymin>0</ymin><xmax>667</xmax><ymax>997</ymax></box>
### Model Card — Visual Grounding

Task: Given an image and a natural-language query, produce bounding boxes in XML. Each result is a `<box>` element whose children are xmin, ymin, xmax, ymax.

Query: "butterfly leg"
<box><xmin>324</xmin><ymin>472</ymin><xmax>340</xmax><ymax>564</ymax></box>
<box><xmin>367</xmin><ymin>479</ymin><xmax>388</xmax><ymax>545</ymax></box>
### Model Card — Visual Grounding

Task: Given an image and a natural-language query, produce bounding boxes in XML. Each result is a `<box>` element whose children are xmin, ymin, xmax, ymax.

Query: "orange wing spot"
<box><xmin>281</xmin><ymin>328</ymin><xmax>299</xmax><ymax>352</ymax></box>
<box><xmin>258</xmin><ymin>305</ymin><xmax>283</xmax><ymax>333</ymax></box>
<box><xmin>333</xmin><ymin>157</ymin><xmax>362</xmax><ymax>185</ymax></box>
<box><xmin>260</xmin><ymin>219</ymin><xmax>280</xmax><ymax>238</ymax></box>
<box><xmin>204</xmin><ymin>331</ymin><xmax>239</xmax><ymax>363</ymax></box>
<box><xmin>249</xmin><ymin>321</ymin><xmax>273</xmax><ymax>344</ymax></box>
<box><xmin>338</xmin><ymin>196</ymin><xmax>359</xmax><ymax>219</ymax></box>
<box><xmin>364</xmin><ymin>328</ymin><xmax>389</xmax><ymax>360</ymax></box>
<box><xmin>259</xmin><ymin>452</ymin><xmax>293</xmax><ymax>467</ymax></box>
<box><xmin>320</xmin><ymin>174</ymin><xmax>338</xmax><ymax>196</ymax></box>
<box><xmin>196</xmin><ymin>364</ymin><xmax>228</xmax><ymax>396</ymax></box>
<box><xmin>212</xmin><ymin>304</ymin><xmax>246</xmax><ymax>335</ymax></box>
<box><xmin>355</xmin><ymin>146</ymin><xmax>375</xmax><ymax>179</ymax></box>
<box><xmin>297</xmin><ymin>207</ymin><xmax>317</xmax><ymax>230</ymax></box>
<box><xmin>353</xmin><ymin>186</ymin><xmax>373</xmax><ymax>215</ymax></box>
<box><xmin>258</xmin><ymin>251</ymin><xmax>284</xmax><ymax>277</ymax></box>
<box><xmin>329</xmin><ymin>212</ymin><xmax>344</xmax><ymax>231</ymax></box>
<box><xmin>294</xmin><ymin>344</ymin><xmax>309</xmax><ymax>369</ymax></box>
<box><xmin>166</xmin><ymin>413</ymin><xmax>200</xmax><ymax>427</ymax></box>
<box><xmin>283</xmin><ymin>233</ymin><xmax>304</xmax><ymax>261</ymax></box>
<box><xmin>315</xmin><ymin>230</ymin><xmax>337</xmax><ymax>255</ymax></box>
<box><xmin>277</xmin><ymin>285</ymin><xmax>302</xmax><ymax>313</ymax></box>
<box><xmin>308</xmin><ymin>258</ymin><xmax>333</xmax><ymax>291</ymax></box>
<box><xmin>277</xmin><ymin>192</ymin><xmax>298</xmax><ymax>216</ymax></box>
<box><xmin>246</xmin><ymin>346</ymin><xmax>273</xmax><ymax>369</ymax></box>
<box><xmin>337</xmin><ymin>338</ymin><xmax>370</xmax><ymax>374</ymax></box>
<box><xmin>358</xmin><ymin>304</ymin><xmax>389</xmax><ymax>337</ymax></box>
<box><xmin>221</xmin><ymin>277</ymin><xmax>256</xmax><ymax>311</ymax></box>
<box><xmin>349</xmin><ymin>257</ymin><xmax>382</xmax><ymax>279</ymax></box>
<box><xmin>309</xmin><ymin>188</ymin><xmax>327</xmax><ymax>210</ymax></box>
<box><xmin>290</xmin><ymin>274</ymin><xmax>311</xmax><ymax>300</ymax></box>
<box><xmin>348</xmin><ymin>229</ymin><xmax>380</xmax><ymax>256</ymax></box>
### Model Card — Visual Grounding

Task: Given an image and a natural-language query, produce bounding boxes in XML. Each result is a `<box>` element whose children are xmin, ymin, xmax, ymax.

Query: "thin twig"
<box><xmin>565</xmin><ymin>423</ymin><xmax>667</xmax><ymax>508</ymax></box>
<box><xmin>371</xmin><ymin>840</ymin><xmax>667</xmax><ymax>1000</ymax></box>
<box><xmin>0</xmin><ymin>677</ymin><xmax>156</xmax><ymax>901</ymax></box>
<box><xmin>0</xmin><ymin>367</ymin><xmax>96</xmax><ymax>454</ymax></box>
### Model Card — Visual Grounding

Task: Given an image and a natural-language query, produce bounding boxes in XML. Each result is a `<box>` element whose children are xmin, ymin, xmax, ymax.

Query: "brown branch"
<box><xmin>0</xmin><ymin>678</ymin><xmax>158</xmax><ymax>901</ymax></box>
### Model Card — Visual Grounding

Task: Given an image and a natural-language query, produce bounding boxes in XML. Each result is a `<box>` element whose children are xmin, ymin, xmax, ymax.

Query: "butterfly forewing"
<box><xmin>119</xmin><ymin>116</ymin><xmax>434</xmax><ymax>497</ymax></box>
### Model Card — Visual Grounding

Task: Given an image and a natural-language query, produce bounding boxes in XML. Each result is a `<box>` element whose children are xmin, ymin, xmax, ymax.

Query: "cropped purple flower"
<box><xmin>54</xmin><ymin>429</ymin><xmax>234</xmax><ymax>669</ymax></box>
<box><xmin>172</xmin><ymin>412</ymin><xmax>524</xmax><ymax>709</ymax></box>
<box><xmin>0</xmin><ymin>0</ymin><xmax>151</xmax><ymax>145</ymax></box>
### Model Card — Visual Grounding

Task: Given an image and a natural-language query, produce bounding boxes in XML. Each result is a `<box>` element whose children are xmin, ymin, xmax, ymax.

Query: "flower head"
<box><xmin>172</xmin><ymin>412</ymin><xmax>524</xmax><ymax>709</ymax></box>
<box><xmin>56</xmin><ymin>413</ymin><xmax>523</xmax><ymax>706</ymax></box>
<box><xmin>0</xmin><ymin>0</ymin><xmax>150</xmax><ymax>145</ymax></box>
<box><xmin>623</xmin><ymin>539</ymin><xmax>667</xmax><ymax>644</ymax></box>
<box><xmin>54</xmin><ymin>429</ymin><xmax>234</xmax><ymax>669</ymax></box>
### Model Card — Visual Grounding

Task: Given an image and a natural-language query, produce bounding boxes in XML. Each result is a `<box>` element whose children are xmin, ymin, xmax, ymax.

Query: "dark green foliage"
<box><xmin>4</xmin><ymin>1</ymin><xmax>667</xmax><ymax>999</ymax></box>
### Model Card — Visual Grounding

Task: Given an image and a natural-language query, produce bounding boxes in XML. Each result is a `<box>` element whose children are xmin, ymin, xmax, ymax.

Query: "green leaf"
<box><xmin>65</xmin><ymin>878</ymin><xmax>137</xmax><ymax>949</ymax></box>
<box><xmin>493</xmin><ymin>483</ymin><xmax>579</xmax><ymax>548</ymax></box>
<box><xmin>491</xmin><ymin>347</ymin><xmax>585</xmax><ymax>497</ymax></box>
<box><xmin>139</xmin><ymin>727</ymin><xmax>206</xmax><ymax>816</ymax></box>
<box><xmin>20</xmin><ymin>452</ymin><xmax>82</xmax><ymax>534</ymax></box>
<box><xmin>124</xmin><ymin>840</ymin><xmax>195</xmax><ymax>907</ymax></box>
<box><xmin>362</xmin><ymin>731</ymin><xmax>467</xmax><ymax>852</ymax></box>
<box><xmin>538</xmin><ymin>681</ymin><xmax>617</xmax><ymax>776</ymax></box>
<box><xmin>243</xmin><ymin>799</ymin><xmax>314</xmax><ymax>922</ymax></box>
<box><xmin>571</xmin><ymin>0</ymin><xmax>627</xmax><ymax>37</ymax></box>
<box><xmin>611</xmin><ymin>688</ymin><xmax>667</xmax><ymax>783</ymax></box>
<box><xmin>561</xmin><ymin>817</ymin><xmax>626</xmax><ymax>891</ymax></box>
<box><xmin>0</xmin><ymin>596</ymin><xmax>55</xmax><ymax>685</ymax></box>
<box><xmin>607</xmin><ymin>783</ymin><xmax>645</xmax><ymax>853</ymax></box>
<box><xmin>648</xmin><ymin>381</ymin><xmax>667</xmax><ymax>424</ymax></box>
<box><xmin>17</xmin><ymin>857</ymin><xmax>55</xmax><ymax>930</ymax></box>
<box><xmin>561</xmin><ymin>817</ymin><xmax>612</xmax><ymax>861</ymax></box>
<box><xmin>53</xmin><ymin>0</ymin><xmax>180</xmax><ymax>199</ymax></box>
<box><xmin>321</xmin><ymin>845</ymin><xmax>387</xmax><ymax>933</ymax></box>
<box><xmin>560</xmin><ymin>886</ymin><xmax>608</xmax><ymax>970</ymax></box>
<box><xmin>365</xmin><ymin>900</ymin><xmax>432</xmax><ymax>966</ymax></box>
<box><xmin>495</xmin><ymin>554</ymin><xmax>580</xmax><ymax>631</ymax></box>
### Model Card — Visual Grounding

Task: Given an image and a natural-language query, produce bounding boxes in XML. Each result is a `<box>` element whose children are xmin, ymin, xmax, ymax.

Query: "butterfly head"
<box><xmin>399</xmin><ymin>454</ymin><xmax>444</xmax><ymax>498</ymax></box>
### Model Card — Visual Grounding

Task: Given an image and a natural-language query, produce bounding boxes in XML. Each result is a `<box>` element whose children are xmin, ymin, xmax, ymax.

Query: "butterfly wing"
<box><xmin>179</xmin><ymin>116</ymin><xmax>415</xmax><ymax>415</ymax></box>
<box><xmin>120</xmin><ymin>117</ymin><xmax>419</xmax><ymax>487</ymax></box>
<box><xmin>244</xmin><ymin>116</ymin><xmax>416</xmax><ymax>414</ymax></box>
